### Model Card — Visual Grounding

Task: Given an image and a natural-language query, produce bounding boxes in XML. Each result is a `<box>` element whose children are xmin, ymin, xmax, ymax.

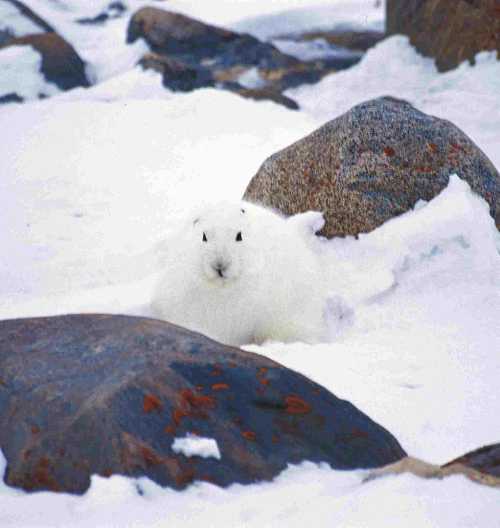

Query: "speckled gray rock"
<box><xmin>0</xmin><ymin>314</ymin><xmax>406</xmax><ymax>494</ymax></box>
<box><xmin>243</xmin><ymin>97</ymin><xmax>500</xmax><ymax>237</ymax></box>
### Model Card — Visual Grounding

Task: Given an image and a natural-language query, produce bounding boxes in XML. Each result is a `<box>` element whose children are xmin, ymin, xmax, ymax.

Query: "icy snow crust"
<box><xmin>1</xmin><ymin>1</ymin><xmax>499</xmax><ymax>526</ymax></box>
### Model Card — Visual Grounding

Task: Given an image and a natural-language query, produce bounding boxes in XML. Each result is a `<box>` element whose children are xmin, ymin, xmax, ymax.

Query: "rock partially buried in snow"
<box><xmin>127</xmin><ymin>7</ymin><xmax>340</xmax><ymax>109</ymax></box>
<box><xmin>386</xmin><ymin>0</ymin><xmax>500</xmax><ymax>72</ymax></box>
<box><xmin>0</xmin><ymin>33</ymin><xmax>90</xmax><ymax>93</ymax></box>
<box><xmin>0</xmin><ymin>314</ymin><xmax>405</xmax><ymax>494</ymax></box>
<box><xmin>243</xmin><ymin>96</ymin><xmax>500</xmax><ymax>237</ymax></box>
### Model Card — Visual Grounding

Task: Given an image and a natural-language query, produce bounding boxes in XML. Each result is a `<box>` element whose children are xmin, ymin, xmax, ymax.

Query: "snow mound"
<box><xmin>172</xmin><ymin>434</ymin><xmax>221</xmax><ymax>460</ymax></box>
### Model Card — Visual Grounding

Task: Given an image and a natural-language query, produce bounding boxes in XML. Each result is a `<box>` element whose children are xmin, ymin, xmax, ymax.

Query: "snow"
<box><xmin>272</xmin><ymin>37</ymin><xmax>363</xmax><ymax>61</ymax></box>
<box><xmin>1</xmin><ymin>0</ymin><xmax>499</xmax><ymax>526</ymax></box>
<box><xmin>0</xmin><ymin>1</ymin><xmax>46</xmax><ymax>38</ymax></box>
<box><xmin>172</xmin><ymin>434</ymin><xmax>222</xmax><ymax>460</ymax></box>
<box><xmin>0</xmin><ymin>44</ymin><xmax>59</xmax><ymax>101</ymax></box>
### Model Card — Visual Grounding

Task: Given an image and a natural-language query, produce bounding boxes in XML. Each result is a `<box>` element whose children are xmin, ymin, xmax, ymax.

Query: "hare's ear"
<box><xmin>287</xmin><ymin>211</ymin><xmax>325</xmax><ymax>236</ymax></box>
<box><xmin>241</xmin><ymin>208</ymin><xmax>245</xmax><ymax>214</ymax></box>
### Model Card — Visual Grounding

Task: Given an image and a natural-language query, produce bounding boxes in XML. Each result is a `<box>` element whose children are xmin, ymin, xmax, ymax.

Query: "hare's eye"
<box><xmin>236</xmin><ymin>232</ymin><xmax>242</xmax><ymax>242</ymax></box>
<box><xmin>202</xmin><ymin>232</ymin><xmax>207</xmax><ymax>242</ymax></box>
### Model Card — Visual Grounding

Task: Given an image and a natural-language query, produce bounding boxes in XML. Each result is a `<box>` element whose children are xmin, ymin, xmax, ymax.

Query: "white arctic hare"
<box><xmin>152</xmin><ymin>201</ymin><xmax>329</xmax><ymax>346</ymax></box>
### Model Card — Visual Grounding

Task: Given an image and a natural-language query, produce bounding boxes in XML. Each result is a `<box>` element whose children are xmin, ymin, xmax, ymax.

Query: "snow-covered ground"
<box><xmin>1</xmin><ymin>0</ymin><xmax>499</xmax><ymax>526</ymax></box>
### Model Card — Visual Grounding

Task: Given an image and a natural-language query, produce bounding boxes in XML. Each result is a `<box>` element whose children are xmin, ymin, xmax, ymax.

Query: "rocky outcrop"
<box><xmin>128</xmin><ymin>7</ymin><xmax>345</xmax><ymax>109</ymax></box>
<box><xmin>0</xmin><ymin>33</ymin><xmax>90</xmax><ymax>91</ymax></box>
<box><xmin>0</xmin><ymin>314</ymin><xmax>406</xmax><ymax>494</ymax></box>
<box><xmin>386</xmin><ymin>0</ymin><xmax>500</xmax><ymax>71</ymax></box>
<box><xmin>243</xmin><ymin>97</ymin><xmax>500</xmax><ymax>238</ymax></box>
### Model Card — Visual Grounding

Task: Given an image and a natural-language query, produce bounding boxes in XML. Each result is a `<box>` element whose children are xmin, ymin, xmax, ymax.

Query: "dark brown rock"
<box><xmin>139</xmin><ymin>53</ymin><xmax>214</xmax><ymax>91</ymax></box>
<box><xmin>129</xmin><ymin>7</ymin><xmax>343</xmax><ymax>106</ymax></box>
<box><xmin>0</xmin><ymin>314</ymin><xmax>406</xmax><ymax>494</ymax></box>
<box><xmin>127</xmin><ymin>7</ymin><xmax>247</xmax><ymax>62</ymax></box>
<box><xmin>243</xmin><ymin>96</ymin><xmax>500</xmax><ymax>238</ymax></box>
<box><xmin>0</xmin><ymin>33</ymin><xmax>90</xmax><ymax>91</ymax></box>
<box><xmin>442</xmin><ymin>443</ymin><xmax>500</xmax><ymax>479</ymax></box>
<box><xmin>386</xmin><ymin>0</ymin><xmax>500</xmax><ymax>72</ymax></box>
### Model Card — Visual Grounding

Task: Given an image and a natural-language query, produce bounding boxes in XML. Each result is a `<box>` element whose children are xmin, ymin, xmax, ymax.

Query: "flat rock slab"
<box><xmin>0</xmin><ymin>314</ymin><xmax>406</xmax><ymax>494</ymax></box>
<box><xmin>244</xmin><ymin>96</ymin><xmax>500</xmax><ymax>237</ymax></box>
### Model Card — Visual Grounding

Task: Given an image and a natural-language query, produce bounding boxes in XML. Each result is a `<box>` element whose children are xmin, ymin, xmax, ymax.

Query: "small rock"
<box><xmin>0</xmin><ymin>33</ymin><xmax>90</xmax><ymax>91</ymax></box>
<box><xmin>243</xmin><ymin>96</ymin><xmax>500</xmax><ymax>237</ymax></box>
<box><xmin>0</xmin><ymin>314</ymin><xmax>406</xmax><ymax>494</ymax></box>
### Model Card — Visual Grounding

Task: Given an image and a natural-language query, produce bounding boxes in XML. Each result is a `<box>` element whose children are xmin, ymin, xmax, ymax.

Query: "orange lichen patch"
<box><xmin>211</xmin><ymin>383</ymin><xmax>229</xmax><ymax>391</ymax></box>
<box><xmin>285</xmin><ymin>395</ymin><xmax>312</xmax><ymax>415</ymax></box>
<box><xmin>31</xmin><ymin>425</ymin><xmax>40</xmax><ymax>434</ymax></box>
<box><xmin>172</xmin><ymin>389</ymin><xmax>216</xmax><ymax>425</ymax></box>
<box><xmin>242</xmin><ymin>431</ymin><xmax>256</xmax><ymax>441</ymax></box>
<box><xmin>427</xmin><ymin>142</ymin><xmax>438</xmax><ymax>153</ymax></box>
<box><xmin>259</xmin><ymin>378</ymin><xmax>269</xmax><ymax>386</ymax></box>
<box><xmin>143</xmin><ymin>393</ymin><xmax>163</xmax><ymax>413</ymax></box>
<box><xmin>173</xmin><ymin>408</ymin><xmax>189</xmax><ymax>426</ymax></box>
<box><xmin>383</xmin><ymin>146</ymin><xmax>395</xmax><ymax>157</ymax></box>
<box><xmin>141</xmin><ymin>446</ymin><xmax>161</xmax><ymax>466</ymax></box>
<box><xmin>181</xmin><ymin>389</ymin><xmax>215</xmax><ymax>409</ymax></box>
<box><xmin>258</xmin><ymin>367</ymin><xmax>268</xmax><ymax>375</ymax></box>
<box><xmin>416</xmin><ymin>166</ymin><xmax>434</xmax><ymax>173</ymax></box>
<box><xmin>164</xmin><ymin>425</ymin><xmax>176</xmax><ymax>434</ymax></box>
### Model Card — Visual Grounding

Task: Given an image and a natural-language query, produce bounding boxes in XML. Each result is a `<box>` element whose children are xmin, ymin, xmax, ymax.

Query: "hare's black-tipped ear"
<box><xmin>241</xmin><ymin>208</ymin><xmax>245</xmax><ymax>214</ymax></box>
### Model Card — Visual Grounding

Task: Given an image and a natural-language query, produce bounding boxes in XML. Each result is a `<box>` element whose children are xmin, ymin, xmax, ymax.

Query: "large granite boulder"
<box><xmin>386</xmin><ymin>0</ymin><xmax>500</xmax><ymax>72</ymax></box>
<box><xmin>243</xmin><ymin>97</ymin><xmax>500</xmax><ymax>238</ymax></box>
<box><xmin>0</xmin><ymin>314</ymin><xmax>405</xmax><ymax>494</ymax></box>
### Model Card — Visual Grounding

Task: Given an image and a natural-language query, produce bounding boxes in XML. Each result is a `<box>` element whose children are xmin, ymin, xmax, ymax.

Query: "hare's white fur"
<box><xmin>152</xmin><ymin>201</ymin><xmax>329</xmax><ymax>346</ymax></box>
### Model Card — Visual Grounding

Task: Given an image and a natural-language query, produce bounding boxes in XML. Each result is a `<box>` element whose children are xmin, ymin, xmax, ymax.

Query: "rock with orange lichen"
<box><xmin>0</xmin><ymin>314</ymin><xmax>405</xmax><ymax>494</ymax></box>
<box><xmin>243</xmin><ymin>96</ymin><xmax>500</xmax><ymax>237</ymax></box>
